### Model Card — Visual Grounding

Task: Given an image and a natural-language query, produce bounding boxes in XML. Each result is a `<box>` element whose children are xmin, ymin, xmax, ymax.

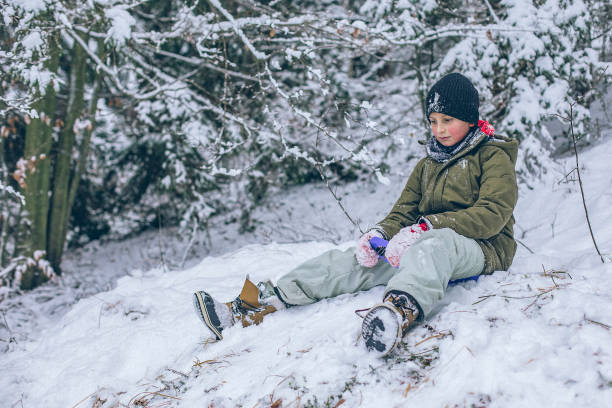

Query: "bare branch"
<box><xmin>565</xmin><ymin>102</ymin><xmax>605</xmax><ymax>263</ymax></box>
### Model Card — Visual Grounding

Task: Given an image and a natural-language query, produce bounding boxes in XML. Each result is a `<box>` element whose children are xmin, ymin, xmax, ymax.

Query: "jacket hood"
<box><xmin>483</xmin><ymin>134</ymin><xmax>519</xmax><ymax>164</ymax></box>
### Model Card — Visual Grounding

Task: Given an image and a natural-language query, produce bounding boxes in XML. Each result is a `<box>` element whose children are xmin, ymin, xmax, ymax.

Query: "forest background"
<box><xmin>0</xmin><ymin>0</ymin><xmax>610</xmax><ymax>290</ymax></box>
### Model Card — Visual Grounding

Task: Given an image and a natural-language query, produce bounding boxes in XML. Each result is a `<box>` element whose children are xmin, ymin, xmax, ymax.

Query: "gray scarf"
<box><xmin>426</xmin><ymin>126</ymin><xmax>483</xmax><ymax>163</ymax></box>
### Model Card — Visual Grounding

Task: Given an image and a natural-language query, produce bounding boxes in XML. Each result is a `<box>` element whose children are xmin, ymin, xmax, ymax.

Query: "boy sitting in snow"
<box><xmin>193</xmin><ymin>73</ymin><xmax>519</xmax><ymax>356</ymax></box>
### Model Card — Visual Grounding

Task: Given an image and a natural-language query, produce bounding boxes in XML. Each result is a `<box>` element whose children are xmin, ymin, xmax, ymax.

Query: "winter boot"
<box><xmin>193</xmin><ymin>277</ymin><xmax>283</xmax><ymax>340</ymax></box>
<box><xmin>361</xmin><ymin>291</ymin><xmax>420</xmax><ymax>357</ymax></box>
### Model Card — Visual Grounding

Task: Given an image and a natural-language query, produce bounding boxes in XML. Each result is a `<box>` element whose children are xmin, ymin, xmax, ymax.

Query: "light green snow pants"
<box><xmin>275</xmin><ymin>228</ymin><xmax>485</xmax><ymax>317</ymax></box>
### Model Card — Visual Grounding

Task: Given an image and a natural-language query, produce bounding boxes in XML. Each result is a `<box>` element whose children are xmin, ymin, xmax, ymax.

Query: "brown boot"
<box><xmin>193</xmin><ymin>277</ymin><xmax>278</xmax><ymax>340</ymax></box>
<box><xmin>360</xmin><ymin>291</ymin><xmax>421</xmax><ymax>357</ymax></box>
<box><xmin>227</xmin><ymin>278</ymin><xmax>278</xmax><ymax>327</ymax></box>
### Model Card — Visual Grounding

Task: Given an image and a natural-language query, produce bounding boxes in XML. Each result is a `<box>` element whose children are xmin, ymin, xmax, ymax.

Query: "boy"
<box><xmin>193</xmin><ymin>73</ymin><xmax>518</xmax><ymax>356</ymax></box>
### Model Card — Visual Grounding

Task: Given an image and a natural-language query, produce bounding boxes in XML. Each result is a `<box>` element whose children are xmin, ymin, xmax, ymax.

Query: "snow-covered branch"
<box><xmin>0</xmin><ymin>182</ymin><xmax>25</xmax><ymax>206</ymax></box>
<box><xmin>202</xmin><ymin>0</ymin><xmax>267</xmax><ymax>60</ymax></box>
<box><xmin>148</xmin><ymin>48</ymin><xmax>260</xmax><ymax>82</ymax></box>
<box><xmin>265</xmin><ymin>65</ymin><xmax>388</xmax><ymax>183</ymax></box>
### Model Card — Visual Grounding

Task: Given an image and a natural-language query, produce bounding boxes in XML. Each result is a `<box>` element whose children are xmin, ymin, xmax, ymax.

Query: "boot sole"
<box><xmin>193</xmin><ymin>291</ymin><xmax>223</xmax><ymax>340</ymax></box>
<box><xmin>362</xmin><ymin>303</ymin><xmax>402</xmax><ymax>357</ymax></box>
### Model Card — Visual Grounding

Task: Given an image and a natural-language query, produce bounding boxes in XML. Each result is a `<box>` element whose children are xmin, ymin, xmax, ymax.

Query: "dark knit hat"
<box><xmin>425</xmin><ymin>73</ymin><xmax>479</xmax><ymax>124</ymax></box>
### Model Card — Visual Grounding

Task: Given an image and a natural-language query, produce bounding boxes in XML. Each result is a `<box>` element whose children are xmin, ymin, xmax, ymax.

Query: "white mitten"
<box><xmin>385</xmin><ymin>223</ymin><xmax>429</xmax><ymax>267</ymax></box>
<box><xmin>355</xmin><ymin>230</ymin><xmax>384</xmax><ymax>268</ymax></box>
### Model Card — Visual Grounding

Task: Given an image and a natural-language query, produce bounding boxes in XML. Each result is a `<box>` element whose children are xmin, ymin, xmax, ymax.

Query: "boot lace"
<box><xmin>354</xmin><ymin>293</ymin><xmax>419</xmax><ymax>320</ymax></box>
<box><xmin>384</xmin><ymin>293</ymin><xmax>418</xmax><ymax>321</ymax></box>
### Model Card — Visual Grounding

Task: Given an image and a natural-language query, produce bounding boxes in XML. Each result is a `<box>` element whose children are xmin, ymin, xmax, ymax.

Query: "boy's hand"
<box><xmin>355</xmin><ymin>230</ymin><xmax>383</xmax><ymax>267</ymax></box>
<box><xmin>386</xmin><ymin>223</ymin><xmax>429</xmax><ymax>267</ymax></box>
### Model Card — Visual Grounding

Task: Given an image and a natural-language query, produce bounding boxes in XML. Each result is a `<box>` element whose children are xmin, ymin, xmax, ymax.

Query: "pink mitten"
<box><xmin>386</xmin><ymin>223</ymin><xmax>429</xmax><ymax>267</ymax></box>
<box><xmin>355</xmin><ymin>230</ymin><xmax>383</xmax><ymax>268</ymax></box>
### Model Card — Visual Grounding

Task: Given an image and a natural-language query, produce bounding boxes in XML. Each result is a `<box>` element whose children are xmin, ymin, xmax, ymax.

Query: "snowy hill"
<box><xmin>2</xmin><ymin>138</ymin><xmax>612</xmax><ymax>407</ymax></box>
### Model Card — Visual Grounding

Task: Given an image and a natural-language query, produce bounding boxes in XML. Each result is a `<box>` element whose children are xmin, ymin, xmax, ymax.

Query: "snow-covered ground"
<box><xmin>2</xmin><ymin>133</ymin><xmax>612</xmax><ymax>407</ymax></box>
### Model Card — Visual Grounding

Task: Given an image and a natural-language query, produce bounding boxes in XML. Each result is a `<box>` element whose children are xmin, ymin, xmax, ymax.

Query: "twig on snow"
<box><xmin>70</xmin><ymin>391</ymin><xmax>97</xmax><ymax>408</ymax></box>
<box><xmin>414</xmin><ymin>331</ymin><xmax>451</xmax><ymax>347</ymax></box>
<box><xmin>192</xmin><ymin>358</ymin><xmax>230</xmax><ymax>368</ymax></box>
<box><xmin>544</xmin><ymin>264</ymin><xmax>558</xmax><ymax>288</ymax></box>
<box><xmin>472</xmin><ymin>294</ymin><xmax>496</xmax><ymax>305</ymax></box>
<box><xmin>584</xmin><ymin>316</ymin><xmax>611</xmax><ymax>330</ymax></box>
<box><xmin>516</xmin><ymin>238</ymin><xmax>535</xmax><ymax>254</ymax></box>
<box><xmin>127</xmin><ymin>391</ymin><xmax>181</xmax><ymax>407</ymax></box>
<box><xmin>473</xmin><ymin>282</ymin><xmax>570</xmax><ymax>308</ymax></box>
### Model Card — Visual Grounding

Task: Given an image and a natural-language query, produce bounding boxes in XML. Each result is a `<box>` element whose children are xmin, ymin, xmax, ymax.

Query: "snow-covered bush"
<box><xmin>0</xmin><ymin>0</ymin><xmax>608</xmax><ymax>288</ymax></box>
<box><xmin>356</xmin><ymin>0</ymin><xmax>610</xmax><ymax>182</ymax></box>
<box><xmin>68</xmin><ymin>1</ymin><xmax>391</xmax><ymax>241</ymax></box>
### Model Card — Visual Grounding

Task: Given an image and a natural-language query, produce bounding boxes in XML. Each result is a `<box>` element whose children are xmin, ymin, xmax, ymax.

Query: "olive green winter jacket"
<box><xmin>376</xmin><ymin>132</ymin><xmax>519</xmax><ymax>274</ymax></box>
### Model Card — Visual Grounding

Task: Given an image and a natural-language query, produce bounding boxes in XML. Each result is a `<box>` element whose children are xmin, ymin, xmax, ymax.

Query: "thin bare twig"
<box><xmin>314</xmin><ymin>127</ymin><xmax>364</xmax><ymax>234</ymax></box>
<box><xmin>70</xmin><ymin>391</ymin><xmax>97</xmax><ymax>408</ymax></box>
<box><xmin>584</xmin><ymin>316</ymin><xmax>611</xmax><ymax>330</ymax></box>
<box><xmin>127</xmin><ymin>391</ymin><xmax>181</xmax><ymax>407</ymax></box>
<box><xmin>166</xmin><ymin>368</ymin><xmax>189</xmax><ymax>378</ymax></box>
<box><xmin>557</xmin><ymin>101</ymin><xmax>605</xmax><ymax>263</ymax></box>
<box><xmin>414</xmin><ymin>331</ymin><xmax>451</xmax><ymax>347</ymax></box>
<box><xmin>473</xmin><ymin>282</ymin><xmax>569</xmax><ymax>307</ymax></box>
<box><xmin>180</xmin><ymin>218</ymin><xmax>199</xmax><ymax>269</ymax></box>
<box><xmin>557</xmin><ymin>167</ymin><xmax>578</xmax><ymax>185</ymax></box>
<box><xmin>516</xmin><ymin>238</ymin><xmax>535</xmax><ymax>254</ymax></box>
<box><xmin>543</xmin><ymin>264</ymin><xmax>558</xmax><ymax>288</ymax></box>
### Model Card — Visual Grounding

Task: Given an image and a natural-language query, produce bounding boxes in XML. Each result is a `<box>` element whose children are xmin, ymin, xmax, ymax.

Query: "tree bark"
<box><xmin>24</xmin><ymin>35</ymin><xmax>59</xmax><ymax>251</ymax></box>
<box><xmin>0</xmin><ymin>135</ymin><xmax>8</xmax><ymax>267</ymax></box>
<box><xmin>47</xmin><ymin>33</ymin><xmax>87</xmax><ymax>273</ymax></box>
<box><xmin>66</xmin><ymin>38</ymin><xmax>104</xmax><ymax>248</ymax></box>
<box><xmin>19</xmin><ymin>34</ymin><xmax>60</xmax><ymax>289</ymax></box>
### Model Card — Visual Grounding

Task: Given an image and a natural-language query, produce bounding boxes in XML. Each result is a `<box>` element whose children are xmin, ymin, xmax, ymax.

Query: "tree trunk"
<box><xmin>0</xmin><ymin>135</ymin><xmax>8</xmax><ymax>267</ymax></box>
<box><xmin>19</xmin><ymin>35</ymin><xmax>60</xmax><ymax>289</ymax></box>
<box><xmin>23</xmin><ymin>35</ymin><xmax>59</xmax><ymax>250</ymax></box>
<box><xmin>47</xmin><ymin>33</ymin><xmax>87</xmax><ymax>273</ymax></box>
<box><xmin>66</xmin><ymin>38</ymin><xmax>104</xmax><ymax>247</ymax></box>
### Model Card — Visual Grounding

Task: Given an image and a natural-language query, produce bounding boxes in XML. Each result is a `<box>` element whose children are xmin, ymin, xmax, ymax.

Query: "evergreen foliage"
<box><xmin>0</xmin><ymin>0</ymin><xmax>609</xmax><ymax>288</ymax></box>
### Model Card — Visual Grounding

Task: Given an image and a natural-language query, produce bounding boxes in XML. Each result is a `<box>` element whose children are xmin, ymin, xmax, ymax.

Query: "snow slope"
<box><xmin>2</xmin><ymin>138</ymin><xmax>612</xmax><ymax>407</ymax></box>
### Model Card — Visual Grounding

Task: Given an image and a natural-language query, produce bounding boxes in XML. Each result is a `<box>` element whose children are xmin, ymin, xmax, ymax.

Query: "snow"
<box><xmin>364</xmin><ymin>305</ymin><xmax>401</xmax><ymax>356</ymax></box>
<box><xmin>21</xmin><ymin>31</ymin><xmax>43</xmax><ymax>54</ymax></box>
<box><xmin>7</xmin><ymin>0</ymin><xmax>45</xmax><ymax>12</ymax></box>
<box><xmin>207</xmin><ymin>0</ymin><xmax>267</xmax><ymax>60</ymax></box>
<box><xmin>1</xmin><ymin>3</ymin><xmax>611</xmax><ymax>399</ymax></box>
<box><xmin>104</xmin><ymin>6</ymin><xmax>136</xmax><ymax>46</ymax></box>
<box><xmin>0</xmin><ymin>182</ymin><xmax>25</xmax><ymax>205</ymax></box>
<box><xmin>2</xmin><ymin>131</ymin><xmax>612</xmax><ymax>406</ymax></box>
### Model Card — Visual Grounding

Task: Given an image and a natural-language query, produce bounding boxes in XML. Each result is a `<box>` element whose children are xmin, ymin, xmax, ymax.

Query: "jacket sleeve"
<box><xmin>424</xmin><ymin>146</ymin><xmax>518</xmax><ymax>239</ymax></box>
<box><xmin>375</xmin><ymin>159</ymin><xmax>425</xmax><ymax>239</ymax></box>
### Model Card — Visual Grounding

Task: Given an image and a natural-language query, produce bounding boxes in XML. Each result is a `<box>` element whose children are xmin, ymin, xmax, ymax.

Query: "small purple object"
<box><xmin>369</xmin><ymin>236</ymin><xmax>389</xmax><ymax>258</ymax></box>
<box><xmin>369</xmin><ymin>236</ymin><xmax>479</xmax><ymax>286</ymax></box>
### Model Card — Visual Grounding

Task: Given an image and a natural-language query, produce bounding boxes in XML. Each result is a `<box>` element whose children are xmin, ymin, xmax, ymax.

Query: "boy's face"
<box><xmin>429</xmin><ymin>112</ymin><xmax>473</xmax><ymax>147</ymax></box>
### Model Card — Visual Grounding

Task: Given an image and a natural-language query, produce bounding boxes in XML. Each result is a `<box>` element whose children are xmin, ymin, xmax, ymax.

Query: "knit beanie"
<box><xmin>425</xmin><ymin>73</ymin><xmax>479</xmax><ymax>124</ymax></box>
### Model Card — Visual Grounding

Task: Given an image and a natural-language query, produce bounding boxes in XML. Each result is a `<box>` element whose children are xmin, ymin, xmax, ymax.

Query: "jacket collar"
<box><xmin>423</xmin><ymin>130</ymin><xmax>489</xmax><ymax>168</ymax></box>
